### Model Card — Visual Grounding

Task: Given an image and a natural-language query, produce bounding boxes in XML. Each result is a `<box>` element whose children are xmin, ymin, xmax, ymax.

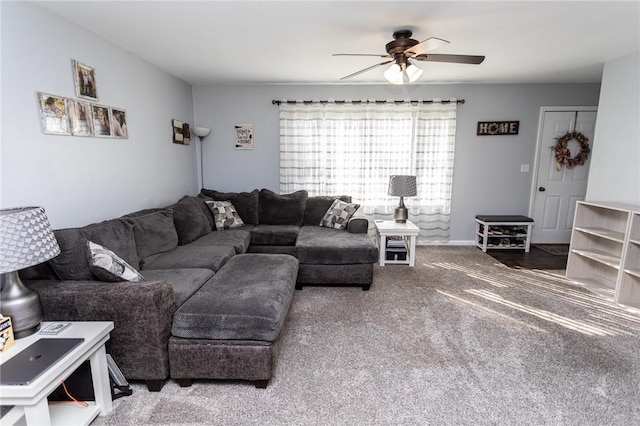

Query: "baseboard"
<box><xmin>416</xmin><ymin>240</ymin><xmax>475</xmax><ymax>246</ymax></box>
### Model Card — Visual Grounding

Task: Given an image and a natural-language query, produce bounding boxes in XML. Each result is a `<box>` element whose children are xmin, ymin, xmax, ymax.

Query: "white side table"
<box><xmin>374</xmin><ymin>220</ymin><xmax>420</xmax><ymax>266</ymax></box>
<box><xmin>0</xmin><ymin>321</ymin><xmax>114</xmax><ymax>426</ymax></box>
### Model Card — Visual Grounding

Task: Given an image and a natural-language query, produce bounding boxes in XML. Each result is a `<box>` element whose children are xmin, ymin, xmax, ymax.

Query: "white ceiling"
<box><xmin>37</xmin><ymin>1</ymin><xmax>640</xmax><ymax>85</ymax></box>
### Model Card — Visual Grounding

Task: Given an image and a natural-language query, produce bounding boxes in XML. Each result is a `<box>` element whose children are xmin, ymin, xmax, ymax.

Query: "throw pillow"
<box><xmin>319</xmin><ymin>199</ymin><xmax>360</xmax><ymax>231</ymax></box>
<box><xmin>205</xmin><ymin>200</ymin><xmax>245</xmax><ymax>230</ymax></box>
<box><xmin>86</xmin><ymin>241</ymin><xmax>144</xmax><ymax>282</ymax></box>
<box><xmin>303</xmin><ymin>195</ymin><xmax>352</xmax><ymax>226</ymax></box>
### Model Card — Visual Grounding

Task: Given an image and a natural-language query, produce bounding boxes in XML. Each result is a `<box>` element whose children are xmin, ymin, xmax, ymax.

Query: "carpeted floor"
<box><xmin>87</xmin><ymin>247</ymin><xmax>640</xmax><ymax>425</ymax></box>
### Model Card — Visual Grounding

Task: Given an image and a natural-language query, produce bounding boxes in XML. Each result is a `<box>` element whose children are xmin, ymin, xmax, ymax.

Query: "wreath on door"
<box><xmin>551</xmin><ymin>131</ymin><xmax>590</xmax><ymax>170</ymax></box>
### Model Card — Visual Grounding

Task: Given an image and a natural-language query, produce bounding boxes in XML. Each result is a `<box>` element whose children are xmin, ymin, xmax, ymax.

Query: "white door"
<box><xmin>530</xmin><ymin>109</ymin><xmax>597</xmax><ymax>244</ymax></box>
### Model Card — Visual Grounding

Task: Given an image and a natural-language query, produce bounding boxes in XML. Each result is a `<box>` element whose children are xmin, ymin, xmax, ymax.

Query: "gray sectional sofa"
<box><xmin>23</xmin><ymin>189</ymin><xmax>378</xmax><ymax>390</ymax></box>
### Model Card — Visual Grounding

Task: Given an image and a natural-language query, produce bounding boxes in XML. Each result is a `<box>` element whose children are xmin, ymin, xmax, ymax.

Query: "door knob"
<box><xmin>539</xmin><ymin>187</ymin><xmax>546</xmax><ymax>192</ymax></box>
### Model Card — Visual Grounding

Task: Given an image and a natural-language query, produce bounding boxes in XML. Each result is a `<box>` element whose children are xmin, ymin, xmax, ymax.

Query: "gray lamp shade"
<box><xmin>1</xmin><ymin>207</ymin><xmax>59</xmax><ymax>338</ymax></box>
<box><xmin>388</xmin><ymin>175</ymin><xmax>417</xmax><ymax>197</ymax></box>
<box><xmin>0</xmin><ymin>207</ymin><xmax>60</xmax><ymax>273</ymax></box>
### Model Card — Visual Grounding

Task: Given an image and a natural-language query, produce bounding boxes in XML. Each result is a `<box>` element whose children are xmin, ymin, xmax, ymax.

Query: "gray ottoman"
<box><xmin>168</xmin><ymin>253</ymin><xmax>298</xmax><ymax>388</ymax></box>
<box><xmin>295</xmin><ymin>226</ymin><xmax>378</xmax><ymax>290</ymax></box>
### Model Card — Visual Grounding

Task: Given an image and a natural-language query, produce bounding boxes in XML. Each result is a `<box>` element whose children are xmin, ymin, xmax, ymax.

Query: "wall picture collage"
<box><xmin>37</xmin><ymin>60</ymin><xmax>128</xmax><ymax>139</ymax></box>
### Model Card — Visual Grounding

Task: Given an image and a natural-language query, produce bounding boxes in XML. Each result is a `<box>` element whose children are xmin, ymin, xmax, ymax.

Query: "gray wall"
<box><xmin>0</xmin><ymin>2</ymin><xmax>196</xmax><ymax>229</ymax></box>
<box><xmin>5</xmin><ymin>2</ymin><xmax>624</xmax><ymax>242</ymax></box>
<box><xmin>193</xmin><ymin>84</ymin><xmax>600</xmax><ymax>241</ymax></box>
<box><xmin>586</xmin><ymin>52</ymin><xmax>640</xmax><ymax>205</ymax></box>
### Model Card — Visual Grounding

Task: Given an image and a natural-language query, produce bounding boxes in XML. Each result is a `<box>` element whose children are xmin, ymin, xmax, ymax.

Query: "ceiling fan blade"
<box><xmin>340</xmin><ymin>60</ymin><xmax>393</xmax><ymax>80</ymax></box>
<box><xmin>404</xmin><ymin>37</ymin><xmax>449</xmax><ymax>56</ymax></box>
<box><xmin>333</xmin><ymin>53</ymin><xmax>390</xmax><ymax>58</ymax></box>
<box><xmin>413</xmin><ymin>54</ymin><xmax>485</xmax><ymax>64</ymax></box>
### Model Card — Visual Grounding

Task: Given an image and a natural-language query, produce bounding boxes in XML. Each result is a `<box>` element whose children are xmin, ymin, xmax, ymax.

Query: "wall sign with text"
<box><xmin>477</xmin><ymin>121</ymin><xmax>519</xmax><ymax>136</ymax></box>
<box><xmin>235</xmin><ymin>123</ymin><xmax>253</xmax><ymax>150</ymax></box>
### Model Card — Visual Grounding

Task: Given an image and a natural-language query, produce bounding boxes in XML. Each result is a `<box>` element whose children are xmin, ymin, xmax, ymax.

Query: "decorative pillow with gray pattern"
<box><xmin>86</xmin><ymin>240</ymin><xmax>145</xmax><ymax>282</ymax></box>
<box><xmin>319</xmin><ymin>199</ymin><xmax>360</xmax><ymax>230</ymax></box>
<box><xmin>205</xmin><ymin>200</ymin><xmax>245</xmax><ymax>230</ymax></box>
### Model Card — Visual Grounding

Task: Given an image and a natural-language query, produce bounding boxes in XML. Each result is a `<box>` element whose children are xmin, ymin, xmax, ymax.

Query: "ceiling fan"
<box><xmin>333</xmin><ymin>30</ymin><xmax>485</xmax><ymax>84</ymax></box>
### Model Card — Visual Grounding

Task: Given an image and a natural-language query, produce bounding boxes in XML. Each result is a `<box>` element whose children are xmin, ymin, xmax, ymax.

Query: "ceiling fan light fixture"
<box><xmin>406</xmin><ymin>63</ymin><xmax>423</xmax><ymax>82</ymax></box>
<box><xmin>384</xmin><ymin>63</ymin><xmax>404</xmax><ymax>85</ymax></box>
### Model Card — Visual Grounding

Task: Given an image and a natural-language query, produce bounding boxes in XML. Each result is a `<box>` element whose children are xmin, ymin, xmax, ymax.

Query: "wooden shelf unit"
<box><xmin>566</xmin><ymin>201</ymin><xmax>640</xmax><ymax>309</ymax></box>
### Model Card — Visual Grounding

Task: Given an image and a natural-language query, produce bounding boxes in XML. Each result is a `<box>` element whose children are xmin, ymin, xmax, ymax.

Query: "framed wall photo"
<box><xmin>68</xmin><ymin>99</ymin><xmax>93</xmax><ymax>137</ymax></box>
<box><xmin>72</xmin><ymin>60</ymin><xmax>98</xmax><ymax>101</ymax></box>
<box><xmin>92</xmin><ymin>104</ymin><xmax>112</xmax><ymax>137</ymax></box>
<box><xmin>172</xmin><ymin>119</ymin><xmax>190</xmax><ymax>145</ymax></box>
<box><xmin>37</xmin><ymin>92</ymin><xmax>70</xmax><ymax>135</ymax></box>
<box><xmin>110</xmin><ymin>107</ymin><xmax>128</xmax><ymax>139</ymax></box>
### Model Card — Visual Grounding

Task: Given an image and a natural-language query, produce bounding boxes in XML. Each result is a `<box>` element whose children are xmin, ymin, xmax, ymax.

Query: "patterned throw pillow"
<box><xmin>319</xmin><ymin>199</ymin><xmax>360</xmax><ymax>230</ymax></box>
<box><xmin>85</xmin><ymin>241</ymin><xmax>145</xmax><ymax>282</ymax></box>
<box><xmin>205</xmin><ymin>200</ymin><xmax>245</xmax><ymax>230</ymax></box>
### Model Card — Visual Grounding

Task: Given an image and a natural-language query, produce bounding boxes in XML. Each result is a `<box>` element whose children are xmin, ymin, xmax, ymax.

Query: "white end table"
<box><xmin>374</xmin><ymin>220</ymin><xmax>420</xmax><ymax>266</ymax></box>
<box><xmin>0</xmin><ymin>321</ymin><xmax>114</xmax><ymax>426</ymax></box>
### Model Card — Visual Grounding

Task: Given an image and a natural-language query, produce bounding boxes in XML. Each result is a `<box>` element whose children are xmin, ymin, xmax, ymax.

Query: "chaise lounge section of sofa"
<box><xmin>200</xmin><ymin>188</ymin><xmax>378</xmax><ymax>290</ymax></box>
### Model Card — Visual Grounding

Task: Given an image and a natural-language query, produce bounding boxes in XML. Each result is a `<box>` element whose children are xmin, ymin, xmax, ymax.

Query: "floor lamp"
<box><xmin>193</xmin><ymin>127</ymin><xmax>211</xmax><ymax>190</ymax></box>
<box><xmin>0</xmin><ymin>207</ymin><xmax>60</xmax><ymax>338</ymax></box>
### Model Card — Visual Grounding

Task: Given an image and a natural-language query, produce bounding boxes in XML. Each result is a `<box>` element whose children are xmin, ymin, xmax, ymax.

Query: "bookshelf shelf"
<box><xmin>566</xmin><ymin>202</ymin><xmax>640</xmax><ymax>309</ymax></box>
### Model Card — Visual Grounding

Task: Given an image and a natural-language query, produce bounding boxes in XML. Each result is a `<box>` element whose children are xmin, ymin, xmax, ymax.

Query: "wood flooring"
<box><xmin>485</xmin><ymin>245</ymin><xmax>568</xmax><ymax>270</ymax></box>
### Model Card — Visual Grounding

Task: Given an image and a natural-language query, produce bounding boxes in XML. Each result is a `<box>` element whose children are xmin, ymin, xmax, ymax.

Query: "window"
<box><xmin>279</xmin><ymin>100</ymin><xmax>457</xmax><ymax>242</ymax></box>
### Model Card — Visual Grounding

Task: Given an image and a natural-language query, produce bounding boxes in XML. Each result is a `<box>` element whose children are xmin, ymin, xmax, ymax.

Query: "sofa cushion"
<box><xmin>191</xmin><ymin>196</ymin><xmax>216</xmax><ymax>230</ymax></box>
<box><xmin>296</xmin><ymin>226</ymin><xmax>378</xmax><ymax>265</ymax></box>
<box><xmin>49</xmin><ymin>228</ymin><xmax>95</xmax><ymax>280</ymax></box>
<box><xmin>205</xmin><ymin>200</ymin><xmax>245</xmax><ymax>229</ymax></box>
<box><xmin>319</xmin><ymin>199</ymin><xmax>360</xmax><ymax>230</ymax></box>
<box><xmin>171</xmin><ymin>254</ymin><xmax>299</xmax><ymax>341</ymax></box>
<box><xmin>142</xmin><ymin>244</ymin><xmax>235</xmax><ymax>273</ymax></box>
<box><xmin>258</xmin><ymin>189</ymin><xmax>308</xmax><ymax>226</ymax></box>
<box><xmin>303</xmin><ymin>195</ymin><xmax>352</xmax><ymax>226</ymax></box>
<box><xmin>125</xmin><ymin>209</ymin><xmax>179</xmax><ymax>268</ymax></box>
<box><xmin>82</xmin><ymin>219</ymin><xmax>139</xmax><ymax>269</ymax></box>
<box><xmin>189</xmin><ymin>228</ymin><xmax>252</xmax><ymax>254</ymax></box>
<box><xmin>143</xmin><ymin>268</ymin><xmax>214</xmax><ymax>308</ymax></box>
<box><xmin>168</xmin><ymin>196</ymin><xmax>212</xmax><ymax>245</ymax></box>
<box><xmin>49</xmin><ymin>218</ymin><xmax>138</xmax><ymax>280</ymax></box>
<box><xmin>200</xmin><ymin>189</ymin><xmax>259</xmax><ymax>225</ymax></box>
<box><xmin>86</xmin><ymin>241</ymin><xmax>144</xmax><ymax>282</ymax></box>
<box><xmin>250</xmin><ymin>224</ymin><xmax>299</xmax><ymax>246</ymax></box>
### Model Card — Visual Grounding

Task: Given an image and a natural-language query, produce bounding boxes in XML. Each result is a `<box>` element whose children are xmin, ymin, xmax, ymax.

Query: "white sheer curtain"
<box><xmin>279</xmin><ymin>100</ymin><xmax>457</xmax><ymax>242</ymax></box>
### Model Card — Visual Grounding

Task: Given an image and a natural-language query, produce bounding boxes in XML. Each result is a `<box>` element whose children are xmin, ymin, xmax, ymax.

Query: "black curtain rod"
<box><xmin>271</xmin><ymin>99</ymin><xmax>465</xmax><ymax>105</ymax></box>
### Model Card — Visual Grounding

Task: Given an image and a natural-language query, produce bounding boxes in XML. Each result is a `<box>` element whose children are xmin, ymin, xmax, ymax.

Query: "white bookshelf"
<box><xmin>566</xmin><ymin>201</ymin><xmax>640</xmax><ymax>309</ymax></box>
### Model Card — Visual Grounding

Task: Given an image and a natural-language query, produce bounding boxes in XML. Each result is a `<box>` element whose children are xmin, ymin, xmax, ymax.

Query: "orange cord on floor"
<box><xmin>48</xmin><ymin>381</ymin><xmax>89</xmax><ymax>407</ymax></box>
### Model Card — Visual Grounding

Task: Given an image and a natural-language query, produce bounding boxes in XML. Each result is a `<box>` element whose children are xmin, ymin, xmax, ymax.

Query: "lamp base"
<box><xmin>394</xmin><ymin>197</ymin><xmax>408</xmax><ymax>223</ymax></box>
<box><xmin>394</xmin><ymin>207</ymin><xmax>408</xmax><ymax>223</ymax></box>
<box><xmin>0</xmin><ymin>271</ymin><xmax>43</xmax><ymax>339</ymax></box>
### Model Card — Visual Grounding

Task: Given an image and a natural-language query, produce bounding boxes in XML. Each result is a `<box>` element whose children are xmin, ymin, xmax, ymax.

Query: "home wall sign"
<box><xmin>477</xmin><ymin>121</ymin><xmax>519</xmax><ymax>136</ymax></box>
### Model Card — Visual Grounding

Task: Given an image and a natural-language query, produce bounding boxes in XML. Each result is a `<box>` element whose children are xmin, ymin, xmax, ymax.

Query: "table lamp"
<box><xmin>388</xmin><ymin>175</ymin><xmax>417</xmax><ymax>223</ymax></box>
<box><xmin>0</xmin><ymin>207</ymin><xmax>60</xmax><ymax>338</ymax></box>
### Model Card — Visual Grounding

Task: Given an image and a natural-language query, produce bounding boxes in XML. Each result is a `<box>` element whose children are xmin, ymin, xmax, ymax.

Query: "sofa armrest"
<box><xmin>26</xmin><ymin>279</ymin><xmax>176</xmax><ymax>382</ymax></box>
<box><xmin>347</xmin><ymin>211</ymin><xmax>369</xmax><ymax>234</ymax></box>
